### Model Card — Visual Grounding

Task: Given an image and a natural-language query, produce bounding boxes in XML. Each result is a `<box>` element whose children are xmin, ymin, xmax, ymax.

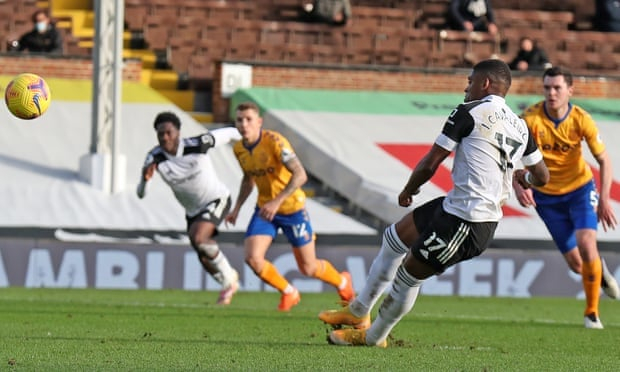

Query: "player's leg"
<box><xmin>189</xmin><ymin>220</ymin><xmax>239</xmax><ymax>305</ymax></box>
<box><xmin>350</xmin><ymin>209</ymin><xmax>420</xmax><ymax>314</ymax></box>
<box><xmin>188</xmin><ymin>197</ymin><xmax>239</xmax><ymax>305</ymax></box>
<box><xmin>322</xmin><ymin>224</ymin><xmax>408</xmax><ymax>329</ymax></box>
<box><xmin>320</xmin><ymin>199</ymin><xmax>439</xmax><ymax>329</ymax></box>
<box><xmin>290</xmin><ymin>240</ymin><xmax>353</xmax><ymax>301</ymax></box>
<box><xmin>534</xmin><ymin>192</ymin><xmax>596</xmax><ymax>325</ymax></box>
<box><xmin>319</xmin><ymin>213</ymin><xmax>418</xmax><ymax>329</ymax></box>
<box><xmin>244</xmin><ymin>209</ymin><xmax>298</xmax><ymax>310</ymax></box>
<box><xmin>537</xmin><ymin>182</ymin><xmax>609</xmax><ymax>327</ymax></box>
<box><xmin>600</xmin><ymin>257</ymin><xmax>619</xmax><ymax>299</ymax></box>
<box><xmin>366</xmin><ymin>213</ymin><xmax>488</xmax><ymax>346</ymax></box>
<box><xmin>572</xmin><ymin>181</ymin><xmax>612</xmax><ymax>327</ymax></box>
<box><xmin>575</xmin><ymin>228</ymin><xmax>604</xmax><ymax>327</ymax></box>
<box><xmin>561</xmin><ymin>247</ymin><xmax>582</xmax><ymax>274</ymax></box>
<box><xmin>246</xmin><ymin>235</ymin><xmax>301</xmax><ymax>311</ymax></box>
<box><xmin>328</xmin><ymin>256</ymin><xmax>428</xmax><ymax>347</ymax></box>
<box><xmin>279</xmin><ymin>209</ymin><xmax>354</xmax><ymax>302</ymax></box>
<box><xmin>562</xmin><ymin>246</ymin><xmax>618</xmax><ymax>299</ymax></box>
<box><xmin>330</xmin><ymin>211</ymin><xmax>497</xmax><ymax>347</ymax></box>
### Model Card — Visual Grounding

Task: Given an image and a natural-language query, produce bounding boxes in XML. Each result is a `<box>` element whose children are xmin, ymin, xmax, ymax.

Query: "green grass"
<box><xmin>1</xmin><ymin>288</ymin><xmax>618</xmax><ymax>371</ymax></box>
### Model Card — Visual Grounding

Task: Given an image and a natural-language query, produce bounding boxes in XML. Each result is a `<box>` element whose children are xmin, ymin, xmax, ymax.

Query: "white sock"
<box><xmin>283</xmin><ymin>284</ymin><xmax>295</xmax><ymax>294</ymax></box>
<box><xmin>365</xmin><ymin>265</ymin><xmax>423</xmax><ymax>346</ymax></box>
<box><xmin>338</xmin><ymin>275</ymin><xmax>348</xmax><ymax>290</ymax></box>
<box><xmin>208</xmin><ymin>252</ymin><xmax>237</xmax><ymax>288</ymax></box>
<box><xmin>350</xmin><ymin>224</ymin><xmax>409</xmax><ymax>317</ymax></box>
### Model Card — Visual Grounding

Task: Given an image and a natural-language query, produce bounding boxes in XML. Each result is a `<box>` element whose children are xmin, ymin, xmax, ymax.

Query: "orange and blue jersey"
<box><xmin>232</xmin><ymin>129</ymin><xmax>306</xmax><ymax>214</ymax></box>
<box><xmin>521</xmin><ymin>101</ymin><xmax>606</xmax><ymax>195</ymax></box>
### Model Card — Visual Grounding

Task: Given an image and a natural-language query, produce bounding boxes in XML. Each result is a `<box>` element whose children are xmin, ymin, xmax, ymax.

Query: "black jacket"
<box><xmin>17</xmin><ymin>25</ymin><xmax>63</xmax><ymax>54</ymax></box>
<box><xmin>509</xmin><ymin>47</ymin><xmax>550</xmax><ymax>71</ymax></box>
<box><xmin>450</xmin><ymin>0</ymin><xmax>496</xmax><ymax>24</ymax></box>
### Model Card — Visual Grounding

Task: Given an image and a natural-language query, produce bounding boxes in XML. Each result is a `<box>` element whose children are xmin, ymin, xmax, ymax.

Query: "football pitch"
<box><xmin>1</xmin><ymin>288</ymin><xmax>618</xmax><ymax>371</ymax></box>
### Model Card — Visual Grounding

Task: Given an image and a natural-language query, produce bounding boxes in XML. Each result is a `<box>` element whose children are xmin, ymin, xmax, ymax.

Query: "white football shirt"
<box><xmin>434</xmin><ymin>95</ymin><xmax>543</xmax><ymax>222</ymax></box>
<box><xmin>140</xmin><ymin>127</ymin><xmax>241</xmax><ymax>217</ymax></box>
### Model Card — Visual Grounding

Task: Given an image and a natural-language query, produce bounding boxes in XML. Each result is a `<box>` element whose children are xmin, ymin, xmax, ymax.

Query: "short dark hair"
<box><xmin>31</xmin><ymin>9</ymin><xmax>49</xmax><ymax>23</ymax></box>
<box><xmin>543</xmin><ymin>66</ymin><xmax>573</xmax><ymax>87</ymax></box>
<box><xmin>235</xmin><ymin>101</ymin><xmax>260</xmax><ymax>114</ymax></box>
<box><xmin>474</xmin><ymin>59</ymin><xmax>512</xmax><ymax>91</ymax></box>
<box><xmin>153</xmin><ymin>111</ymin><xmax>181</xmax><ymax>130</ymax></box>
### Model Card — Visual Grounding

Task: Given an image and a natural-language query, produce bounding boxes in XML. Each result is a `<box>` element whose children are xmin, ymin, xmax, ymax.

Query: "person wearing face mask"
<box><xmin>15</xmin><ymin>9</ymin><xmax>63</xmax><ymax>54</ymax></box>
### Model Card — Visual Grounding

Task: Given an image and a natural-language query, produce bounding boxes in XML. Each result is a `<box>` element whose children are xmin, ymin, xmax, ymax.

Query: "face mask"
<box><xmin>36</xmin><ymin>21</ymin><xmax>48</xmax><ymax>32</ymax></box>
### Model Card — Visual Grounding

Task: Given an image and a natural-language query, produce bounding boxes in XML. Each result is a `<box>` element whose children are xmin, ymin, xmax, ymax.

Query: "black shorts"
<box><xmin>411</xmin><ymin>197</ymin><xmax>497</xmax><ymax>273</ymax></box>
<box><xmin>185</xmin><ymin>196</ymin><xmax>232</xmax><ymax>232</ymax></box>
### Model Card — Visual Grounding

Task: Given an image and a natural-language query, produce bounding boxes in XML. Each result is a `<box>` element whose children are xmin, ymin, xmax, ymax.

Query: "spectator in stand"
<box><xmin>449</xmin><ymin>0</ymin><xmax>498</xmax><ymax>36</ymax></box>
<box><xmin>509</xmin><ymin>37</ymin><xmax>552</xmax><ymax>71</ymax></box>
<box><xmin>300</xmin><ymin>0</ymin><xmax>352</xmax><ymax>26</ymax></box>
<box><xmin>595</xmin><ymin>0</ymin><xmax>620</xmax><ymax>32</ymax></box>
<box><xmin>14</xmin><ymin>9</ymin><xmax>63</xmax><ymax>54</ymax></box>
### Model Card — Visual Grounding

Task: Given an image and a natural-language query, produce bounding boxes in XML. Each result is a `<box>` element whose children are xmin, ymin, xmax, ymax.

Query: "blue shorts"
<box><xmin>245</xmin><ymin>207</ymin><xmax>315</xmax><ymax>247</ymax></box>
<box><xmin>533</xmin><ymin>180</ymin><xmax>598</xmax><ymax>254</ymax></box>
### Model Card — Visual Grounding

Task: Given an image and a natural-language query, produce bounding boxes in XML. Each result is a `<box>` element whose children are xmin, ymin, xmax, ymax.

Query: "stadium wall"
<box><xmin>0</xmin><ymin>54</ymin><xmax>618</xmax><ymax>123</ymax></box>
<box><xmin>0</xmin><ymin>54</ymin><xmax>142</xmax><ymax>81</ymax></box>
<box><xmin>211</xmin><ymin>60</ymin><xmax>620</xmax><ymax>122</ymax></box>
<box><xmin>2</xmin><ymin>238</ymin><xmax>619</xmax><ymax>298</ymax></box>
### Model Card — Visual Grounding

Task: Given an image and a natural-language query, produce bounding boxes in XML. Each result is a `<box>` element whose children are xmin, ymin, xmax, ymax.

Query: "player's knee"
<box><xmin>563</xmin><ymin>251</ymin><xmax>582</xmax><ymax>274</ymax></box>
<box><xmin>197</xmin><ymin>243</ymin><xmax>219</xmax><ymax>259</ymax></box>
<box><xmin>245</xmin><ymin>256</ymin><xmax>262</xmax><ymax>272</ymax></box>
<box><xmin>299</xmin><ymin>262</ymin><xmax>317</xmax><ymax>276</ymax></box>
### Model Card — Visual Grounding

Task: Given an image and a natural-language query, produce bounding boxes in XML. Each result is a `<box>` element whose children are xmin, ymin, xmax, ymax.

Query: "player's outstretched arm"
<box><xmin>399</xmin><ymin>144</ymin><xmax>451</xmax><ymax>207</ymax></box>
<box><xmin>512</xmin><ymin>161</ymin><xmax>548</xmax><ymax>208</ymax></box>
<box><xmin>516</xmin><ymin>160</ymin><xmax>549</xmax><ymax>188</ymax></box>
<box><xmin>210</xmin><ymin>127</ymin><xmax>242</xmax><ymax>147</ymax></box>
<box><xmin>260</xmin><ymin>156</ymin><xmax>307</xmax><ymax>221</ymax></box>
<box><xmin>511</xmin><ymin>172</ymin><xmax>535</xmax><ymax>207</ymax></box>
<box><xmin>225</xmin><ymin>173</ymin><xmax>254</xmax><ymax>226</ymax></box>
<box><xmin>136</xmin><ymin>162</ymin><xmax>157</xmax><ymax>198</ymax></box>
<box><xmin>595</xmin><ymin>150</ymin><xmax>618</xmax><ymax>231</ymax></box>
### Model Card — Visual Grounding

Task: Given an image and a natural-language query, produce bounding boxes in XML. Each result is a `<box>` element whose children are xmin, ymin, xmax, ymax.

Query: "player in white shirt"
<box><xmin>320</xmin><ymin>59</ymin><xmax>550</xmax><ymax>347</ymax></box>
<box><xmin>137</xmin><ymin>112</ymin><xmax>241</xmax><ymax>305</ymax></box>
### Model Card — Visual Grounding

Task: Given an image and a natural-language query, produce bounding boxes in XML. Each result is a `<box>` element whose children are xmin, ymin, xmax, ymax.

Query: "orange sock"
<box><xmin>258</xmin><ymin>261</ymin><xmax>289</xmax><ymax>293</ymax></box>
<box><xmin>312</xmin><ymin>259</ymin><xmax>342</xmax><ymax>288</ymax></box>
<box><xmin>582</xmin><ymin>259</ymin><xmax>602</xmax><ymax>316</ymax></box>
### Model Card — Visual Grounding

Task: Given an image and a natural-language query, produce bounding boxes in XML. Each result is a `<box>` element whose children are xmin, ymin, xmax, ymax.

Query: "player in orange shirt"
<box><xmin>225</xmin><ymin>101</ymin><xmax>354</xmax><ymax>311</ymax></box>
<box><xmin>514</xmin><ymin>66</ymin><xmax>619</xmax><ymax>329</ymax></box>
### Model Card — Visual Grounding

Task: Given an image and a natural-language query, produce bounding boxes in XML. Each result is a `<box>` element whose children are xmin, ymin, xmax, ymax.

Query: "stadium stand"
<box><xmin>1</xmin><ymin>0</ymin><xmax>617</xmax><ymax>121</ymax></box>
<box><xmin>350</xmin><ymin>5</ymin><xmax>417</xmax><ymax>29</ymax></box>
<box><xmin>494</xmin><ymin>9</ymin><xmax>575</xmax><ymax>30</ymax></box>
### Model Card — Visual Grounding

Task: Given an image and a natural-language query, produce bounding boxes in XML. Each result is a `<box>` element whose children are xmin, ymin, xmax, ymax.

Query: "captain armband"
<box><xmin>524</xmin><ymin>172</ymin><xmax>534</xmax><ymax>186</ymax></box>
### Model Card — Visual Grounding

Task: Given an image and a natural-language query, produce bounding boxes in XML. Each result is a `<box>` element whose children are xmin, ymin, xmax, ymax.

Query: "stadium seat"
<box><xmin>167</xmin><ymin>36</ymin><xmax>195</xmax><ymax>73</ymax></box>
<box><xmin>147</xmin><ymin>0</ymin><xmax>180</xmax><ymax>17</ymax></box>
<box><xmin>173</xmin><ymin>16</ymin><xmax>203</xmax><ymax>41</ymax></box>
<box><xmin>259</xmin><ymin>21</ymin><xmax>289</xmax><ymax>45</ymax></box>
<box><xmin>124</xmin><ymin>0</ymin><xmax>149</xmax><ymax>31</ymax></box>
<box><xmin>143</xmin><ymin>13</ymin><xmax>176</xmax><ymax>51</ymax></box>
<box><xmin>494</xmin><ymin>9</ymin><xmax>574</xmax><ymax>30</ymax></box>
<box><xmin>351</xmin><ymin>6</ymin><xmax>417</xmax><ymax>29</ymax></box>
<box><xmin>437</xmin><ymin>29</ymin><xmax>500</xmax><ymax>67</ymax></box>
<box><xmin>230</xmin><ymin>20</ymin><xmax>263</xmax><ymax>45</ymax></box>
<box><xmin>371</xmin><ymin>28</ymin><xmax>405</xmax><ymax>65</ymax></box>
<box><xmin>180</xmin><ymin>0</ymin><xmax>256</xmax><ymax>21</ymax></box>
<box><xmin>400</xmin><ymin>28</ymin><xmax>437</xmax><ymax>67</ymax></box>
<box><xmin>202</xmin><ymin>18</ymin><xmax>236</xmax><ymax>43</ymax></box>
<box><xmin>416</xmin><ymin>1</ymin><xmax>449</xmax><ymax>29</ymax></box>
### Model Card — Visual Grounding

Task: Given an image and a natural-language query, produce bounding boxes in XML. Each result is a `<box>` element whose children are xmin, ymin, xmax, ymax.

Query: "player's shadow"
<box><xmin>0</xmin><ymin>152</ymin><xmax>77</xmax><ymax>180</ymax></box>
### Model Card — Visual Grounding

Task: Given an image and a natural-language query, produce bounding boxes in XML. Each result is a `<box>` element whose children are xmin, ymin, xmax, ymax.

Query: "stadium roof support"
<box><xmin>79</xmin><ymin>0</ymin><xmax>126</xmax><ymax>193</ymax></box>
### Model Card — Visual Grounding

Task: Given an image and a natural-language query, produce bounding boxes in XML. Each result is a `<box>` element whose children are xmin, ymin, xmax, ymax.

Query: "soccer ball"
<box><xmin>4</xmin><ymin>73</ymin><xmax>51</xmax><ymax>120</ymax></box>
